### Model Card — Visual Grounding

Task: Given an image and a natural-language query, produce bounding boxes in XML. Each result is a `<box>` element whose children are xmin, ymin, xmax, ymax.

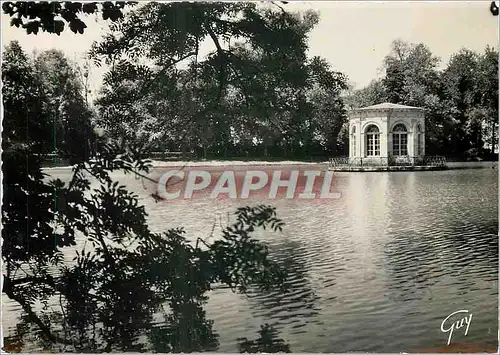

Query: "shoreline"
<box><xmin>330</xmin><ymin>161</ymin><xmax>497</xmax><ymax>172</ymax></box>
<box><xmin>41</xmin><ymin>160</ymin><xmax>497</xmax><ymax>170</ymax></box>
<box><xmin>42</xmin><ymin>159</ymin><xmax>328</xmax><ymax>170</ymax></box>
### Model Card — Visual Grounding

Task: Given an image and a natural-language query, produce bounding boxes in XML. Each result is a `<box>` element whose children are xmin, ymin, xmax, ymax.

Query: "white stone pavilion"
<box><xmin>348</xmin><ymin>102</ymin><xmax>426</xmax><ymax>165</ymax></box>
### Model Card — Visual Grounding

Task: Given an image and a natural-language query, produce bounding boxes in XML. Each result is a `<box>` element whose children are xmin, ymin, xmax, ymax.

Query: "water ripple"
<box><xmin>2</xmin><ymin>167</ymin><xmax>497</xmax><ymax>353</ymax></box>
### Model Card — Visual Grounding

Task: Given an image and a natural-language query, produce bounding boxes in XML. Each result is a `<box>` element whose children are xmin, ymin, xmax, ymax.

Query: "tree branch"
<box><xmin>3</xmin><ymin>278</ymin><xmax>72</xmax><ymax>346</ymax></box>
<box><xmin>206</xmin><ymin>25</ymin><xmax>227</xmax><ymax>104</ymax></box>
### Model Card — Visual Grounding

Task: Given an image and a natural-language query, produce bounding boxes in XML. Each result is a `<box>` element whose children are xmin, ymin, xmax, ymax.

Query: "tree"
<box><xmin>91</xmin><ymin>2</ymin><xmax>348</xmax><ymax>160</ymax></box>
<box><xmin>378</xmin><ymin>40</ymin><xmax>472</xmax><ymax>157</ymax></box>
<box><xmin>2</xmin><ymin>41</ymin><xmax>60</xmax><ymax>267</ymax></box>
<box><xmin>382</xmin><ymin>40</ymin><xmax>412</xmax><ymax>104</ymax></box>
<box><xmin>441</xmin><ymin>49</ymin><xmax>482</xmax><ymax>158</ymax></box>
<box><xmin>438</xmin><ymin>47</ymin><xmax>498</xmax><ymax>159</ymax></box>
<box><xmin>304</xmin><ymin>57</ymin><xmax>348</xmax><ymax>156</ymax></box>
<box><xmin>2</xmin><ymin>46</ymin><xmax>290</xmax><ymax>350</ymax></box>
<box><xmin>2</xmin><ymin>41</ymin><xmax>53</xmax><ymax>156</ymax></box>
<box><xmin>382</xmin><ymin>40</ymin><xmax>441</xmax><ymax>107</ymax></box>
<box><xmin>375</xmin><ymin>40</ymin><xmax>498</xmax><ymax>159</ymax></box>
<box><xmin>2</xmin><ymin>1</ymin><xmax>291</xmax><ymax>35</ymax></box>
<box><xmin>34</xmin><ymin>49</ymin><xmax>97</xmax><ymax>164</ymax></box>
<box><xmin>2</xmin><ymin>6</ymin><xmax>295</xmax><ymax>354</ymax></box>
<box><xmin>476</xmin><ymin>46</ymin><xmax>499</xmax><ymax>156</ymax></box>
<box><xmin>343</xmin><ymin>79</ymin><xmax>388</xmax><ymax>109</ymax></box>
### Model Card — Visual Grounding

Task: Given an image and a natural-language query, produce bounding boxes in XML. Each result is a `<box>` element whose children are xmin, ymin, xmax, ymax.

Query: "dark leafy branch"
<box><xmin>2</xmin><ymin>39</ymin><xmax>293</xmax><ymax>352</ymax></box>
<box><xmin>2</xmin><ymin>1</ymin><xmax>138</xmax><ymax>35</ymax></box>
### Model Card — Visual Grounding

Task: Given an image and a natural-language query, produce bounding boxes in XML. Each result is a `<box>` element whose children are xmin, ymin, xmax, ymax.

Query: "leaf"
<box><xmin>24</xmin><ymin>21</ymin><xmax>40</xmax><ymax>34</ymax></box>
<box><xmin>10</xmin><ymin>17</ymin><xmax>23</xmax><ymax>27</ymax></box>
<box><xmin>82</xmin><ymin>3</ymin><xmax>98</xmax><ymax>14</ymax></box>
<box><xmin>53</xmin><ymin>20</ymin><xmax>65</xmax><ymax>35</ymax></box>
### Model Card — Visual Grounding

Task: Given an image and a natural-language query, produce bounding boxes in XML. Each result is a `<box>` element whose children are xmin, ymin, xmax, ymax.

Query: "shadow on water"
<box><xmin>4</xmin><ymin>307</ymin><xmax>292</xmax><ymax>353</ymax></box>
<box><xmin>244</xmin><ymin>238</ymin><xmax>322</xmax><ymax>331</ymax></box>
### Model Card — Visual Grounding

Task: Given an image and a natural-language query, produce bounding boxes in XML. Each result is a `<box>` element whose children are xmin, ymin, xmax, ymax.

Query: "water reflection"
<box><xmin>2</xmin><ymin>168</ymin><xmax>498</xmax><ymax>353</ymax></box>
<box><xmin>245</xmin><ymin>237</ymin><xmax>321</xmax><ymax>329</ymax></box>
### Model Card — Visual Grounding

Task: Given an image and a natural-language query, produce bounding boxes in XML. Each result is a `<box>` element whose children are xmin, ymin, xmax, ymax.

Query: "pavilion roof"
<box><xmin>354</xmin><ymin>102</ymin><xmax>425</xmax><ymax>111</ymax></box>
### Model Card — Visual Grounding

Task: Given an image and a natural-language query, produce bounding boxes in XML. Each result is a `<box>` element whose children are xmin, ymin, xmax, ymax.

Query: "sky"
<box><xmin>1</xmin><ymin>1</ymin><xmax>499</xmax><ymax>94</ymax></box>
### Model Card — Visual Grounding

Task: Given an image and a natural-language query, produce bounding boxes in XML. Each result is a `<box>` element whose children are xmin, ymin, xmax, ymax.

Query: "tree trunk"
<box><xmin>491</xmin><ymin>119</ymin><xmax>496</xmax><ymax>156</ymax></box>
<box><xmin>181</xmin><ymin>143</ymin><xmax>187</xmax><ymax>160</ymax></box>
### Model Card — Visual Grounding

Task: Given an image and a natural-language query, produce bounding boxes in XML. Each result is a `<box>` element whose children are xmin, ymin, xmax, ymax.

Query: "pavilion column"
<box><xmin>408</xmin><ymin>130</ymin><xmax>415</xmax><ymax>157</ymax></box>
<box><xmin>360</xmin><ymin>132</ymin><xmax>365</xmax><ymax>158</ymax></box>
<box><xmin>412</xmin><ymin>135</ymin><xmax>416</xmax><ymax>157</ymax></box>
<box><xmin>350</xmin><ymin>136</ymin><xmax>354</xmax><ymax>158</ymax></box>
<box><xmin>354</xmin><ymin>122</ymin><xmax>361</xmax><ymax>158</ymax></box>
<box><xmin>356</xmin><ymin>124</ymin><xmax>361</xmax><ymax>157</ymax></box>
<box><xmin>380</xmin><ymin>120</ymin><xmax>389</xmax><ymax>158</ymax></box>
<box><xmin>388</xmin><ymin>133</ymin><xmax>393</xmax><ymax>156</ymax></box>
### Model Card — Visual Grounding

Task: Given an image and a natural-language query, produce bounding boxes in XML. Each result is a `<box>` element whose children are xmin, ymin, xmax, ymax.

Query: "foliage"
<box><xmin>382</xmin><ymin>40</ymin><xmax>441</xmax><ymax>107</ymax></box>
<box><xmin>474</xmin><ymin>46</ymin><xmax>499</xmax><ymax>157</ymax></box>
<box><xmin>343</xmin><ymin>80</ymin><xmax>388</xmax><ymax>109</ymax></box>
<box><xmin>90</xmin><ymin>2</ymin><xmax>348</xmax><ymax>160</ymax></box>
<box><xmin>2</xmin><ymin>1</ymin><xmax>137</xmax><ymax>35</ymax></box>
<box><xmin>34</xmin><ymin>49</ymin><xmax>98</xmax><ymax>164</ymax></box>
<box><xmin>2</xmin><ymin>41</ymin><xmax>66</xmax><ymax>265</ymax></box>
<box><xmin>2</xmin><ymin>41</ymin><xmax>290</xmax><ymax>352</ymax></box>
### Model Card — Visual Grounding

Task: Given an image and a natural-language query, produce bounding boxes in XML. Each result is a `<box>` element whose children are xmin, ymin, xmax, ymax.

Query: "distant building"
<box><xmin>348</xmin><ymin>102</ymin><xmax>426</xmax><ymax>165</ymax></box>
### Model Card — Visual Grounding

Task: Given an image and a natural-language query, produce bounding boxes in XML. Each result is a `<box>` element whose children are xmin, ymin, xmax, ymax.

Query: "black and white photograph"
<box><xmin>1</xmin><ymin>1</ymin><xmax>499</xmax><ymax>353</ymax></box>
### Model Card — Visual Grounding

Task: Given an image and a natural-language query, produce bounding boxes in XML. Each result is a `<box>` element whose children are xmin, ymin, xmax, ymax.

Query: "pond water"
<box><xmin>2</xmin><ymin>165</ymin><xmax>498</xmax><ymax>352</ymax></box>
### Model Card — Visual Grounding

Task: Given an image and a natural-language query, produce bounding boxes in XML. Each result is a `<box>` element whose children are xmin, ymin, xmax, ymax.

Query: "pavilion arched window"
<box><xmin>392</xmin><ymin>123</ymin><xmax>408</xmax><ymax>156</ymax></box>
<box><xmin>351</xmin><ymin>126</ymin><xmax>356</xmax><ymax>155</ymax></box>
<box><xmin>416</xmin><ymin>124</ymin><xmax>423</xmax><ymax>156</ymax></box>
<box><xmin>365</xmin><ymin>125</ymin><xmax>380</xmax><ymax>156</ymax></box>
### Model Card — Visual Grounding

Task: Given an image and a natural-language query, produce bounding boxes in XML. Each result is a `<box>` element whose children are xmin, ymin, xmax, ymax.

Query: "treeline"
<box><xmin>3</xmin><ymin>6</ymin><xmax>498</xmax><ymax>164</ymax></box>
<box><xmin>344</xmin><ymin>40</ymin><xmax>498</xmax><ymax>161</ymax></box>
<box><xmin>3</xmin><ymin>41</ymin><xmax>100</xmax><ymax>167</ymax></box>
<box><xmin>92</xmin><ymin>22</ymin><xmax>498</xmax><ymax>161</ymax></box>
